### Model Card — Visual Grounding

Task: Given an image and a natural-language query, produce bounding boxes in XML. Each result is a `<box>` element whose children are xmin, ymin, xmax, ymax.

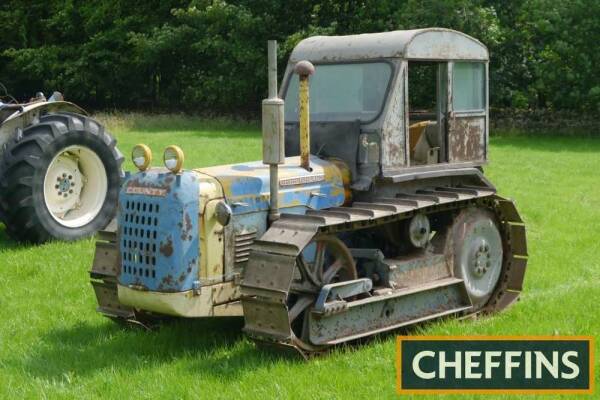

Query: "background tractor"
<box><xmin>0</xmin><ymin>91</ymin><xmax>123</xmax><ymax>243</ymax></box>
<box><xmin>91</xmin><ymin>29</ymin><xmax>527</xmax><ymax>358</ymax></box>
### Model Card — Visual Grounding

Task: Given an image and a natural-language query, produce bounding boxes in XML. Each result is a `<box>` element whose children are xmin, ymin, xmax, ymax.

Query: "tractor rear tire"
<box><xmin>0</xmin><ymin>112</ymin><xmax>123</xmax><ymax>243</ymax></box>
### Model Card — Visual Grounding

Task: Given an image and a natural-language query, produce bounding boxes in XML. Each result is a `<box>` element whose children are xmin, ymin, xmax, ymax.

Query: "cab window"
<box><xmin>452</xmin><ymin>62</ymin><xmax>485</xmax><ymax>111</ymax></box>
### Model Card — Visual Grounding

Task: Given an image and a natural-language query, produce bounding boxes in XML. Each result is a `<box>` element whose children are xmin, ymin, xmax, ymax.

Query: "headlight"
<box><xmin>164</xmin><ymin>145</ymin><xmax>185</xmax><ymax>174</ymax></box>
<box><xmin>132</xmin><ymin>144</ymin><xmax>152</xmax><ymax>171</ymax></box>
<box><xmin>215</xmin><ymin>200</ymin><xmax>232</xmax><ymax>226</ymax></box>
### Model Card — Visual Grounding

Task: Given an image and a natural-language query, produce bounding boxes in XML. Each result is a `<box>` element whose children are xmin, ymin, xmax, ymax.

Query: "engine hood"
<box><xmin>196</xmin><ymin>155</ymin><xmax>347</xmax><ymax>214</ymax></box>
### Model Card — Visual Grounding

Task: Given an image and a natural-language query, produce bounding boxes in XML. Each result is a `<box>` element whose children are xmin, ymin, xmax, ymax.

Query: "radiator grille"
<box><xmin>234</xmin><ymin>231</ymin><xmax>257</xmax><ymax>264</ymax></box>
<box><xmin>121</xmin><ymin>200</ymin><xmax>161</xmax><ymax>280</ymax></box>
<box><xmin>118</xmin><ymin>170</ymin><xmax>199</xmax><ymax>292</ymax></box>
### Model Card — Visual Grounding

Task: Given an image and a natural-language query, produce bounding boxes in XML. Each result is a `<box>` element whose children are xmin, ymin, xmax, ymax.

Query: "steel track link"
<box><xmin>89</xmin><ymin>223</ymin><xmax>157</xmax><ymax>329</ymax></box>
<box><xmin>240</xmin><ymin>190</ymin><xmax>528</xmax><ymax>358</ymax></box>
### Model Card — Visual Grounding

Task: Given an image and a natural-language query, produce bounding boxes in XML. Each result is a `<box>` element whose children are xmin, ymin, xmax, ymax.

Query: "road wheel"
<box><xmin>0</xmin><ymin>112</ymin><xmax>123</xmax><ymax>243</ymax></box>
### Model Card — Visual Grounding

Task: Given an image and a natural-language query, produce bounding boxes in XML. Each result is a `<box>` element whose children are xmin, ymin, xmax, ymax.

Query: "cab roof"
<box><xmin>289</xmin><ymin>28</ymin><xmax>488</xmax><ymax>63</ymax></box>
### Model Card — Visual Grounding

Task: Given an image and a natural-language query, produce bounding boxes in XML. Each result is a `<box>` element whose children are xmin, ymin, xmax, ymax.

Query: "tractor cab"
<box><xmin>282</xmin><ymin>28</ymin><xmax>489</xmax><ymax>189</ymax></box>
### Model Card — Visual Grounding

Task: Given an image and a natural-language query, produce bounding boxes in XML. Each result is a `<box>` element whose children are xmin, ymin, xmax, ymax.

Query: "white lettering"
<box><xmin>465</xmin><ymin>351</ymin><xmax>482</xmax><ymax>379</ymax></box>
<box><xmin>439</xmin><ymin>351</ymin><xmax>462</xmax><ymax>379</ymax></box>
<box><xmin>505</xmin><ymin>351</ymin><xmax>522</xmax><ymax>379</ymax></box>
<box><xmin>535</xmin><ymin>351</ymin><xmax>559</xmax><ymax>379</ymax></box>
<box><xmin>413</xmin><ymin>351</ymin><xmax>436</xmax><ymax>379</ymax></box>
<box><xmin>561</xmin><ymin>351</ymin><xmax>580</xmax><ymax>379</ymax></box>
<box><xmin>484</xmin><ymin>351</ymin><xmax>502</xmax><ymax>379</ymax></box>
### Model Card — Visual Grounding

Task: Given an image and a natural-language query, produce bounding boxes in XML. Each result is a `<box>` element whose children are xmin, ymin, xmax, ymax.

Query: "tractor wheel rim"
<box><xmin>458</xmin><ymin>216</ymin><xmax>503</xmax><ymax>305</ymax></box>
<box><xmin>43</xmin><ymin>145</ymin><xmax>107</xmax><ymax>228</ymax></box>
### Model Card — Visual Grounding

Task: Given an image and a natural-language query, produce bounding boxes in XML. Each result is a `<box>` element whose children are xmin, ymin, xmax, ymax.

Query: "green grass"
<box><xmin>1</xmin><ymin>114</ymin><xmax>599</xmax><ymax>399</ymax></box>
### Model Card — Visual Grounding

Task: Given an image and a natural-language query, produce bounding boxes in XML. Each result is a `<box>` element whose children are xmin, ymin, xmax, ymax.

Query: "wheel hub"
<box><xmin>46</xmin><ymin>153</ymin><xmax>84</xmax><ymax>215</ymax></box>
<box><xmin>43</xmin><ymin>145</ymin><xmax>107</xmax><ymax>228</ymax></box>
<box><xmin>471</xmin><ymin>240</ymin><xmax>491</xmax><ymax>277</ymax></box>
<box><xmin>408</xmin><ymin>213</ymin><xmax>430</xmax><ymax>248</ymax></box>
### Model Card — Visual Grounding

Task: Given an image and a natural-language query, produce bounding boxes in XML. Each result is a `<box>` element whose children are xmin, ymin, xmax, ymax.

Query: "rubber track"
<box><xmin>240</xmin><ymin>190</ymin><xmax>528</xmax><ymax>358</ymax></box>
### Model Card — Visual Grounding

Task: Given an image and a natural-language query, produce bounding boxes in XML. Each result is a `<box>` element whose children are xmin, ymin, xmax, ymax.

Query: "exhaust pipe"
<box><xmin>262</xmin><ymin>40</ymin><xmax>285</xmax><ymax>223</ymax></box>
<box><xmin>294</xmin><ymin>60</ymin><xmax>315</xmax><ymax>171</ymax></box>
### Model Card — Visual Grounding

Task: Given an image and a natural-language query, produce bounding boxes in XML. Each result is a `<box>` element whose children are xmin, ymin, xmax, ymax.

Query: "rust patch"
<box><xmin>159</xmin><ymin>236</ymin><xmax>174</xmax><ymax>257</ymax></box>
<box><xmin>448</xmin><ymin>116</ymin><xmax>485</xmax><ymax>162</ymax></box>
<box><xmin>180</xmin><ymin>212</ymin><xmax>193</xmax><ymax>241</ymax></box>
<box><xmin>158</xmin><ymin>274</ymin><xmax>175</xmax><ymax>291</ymax></box>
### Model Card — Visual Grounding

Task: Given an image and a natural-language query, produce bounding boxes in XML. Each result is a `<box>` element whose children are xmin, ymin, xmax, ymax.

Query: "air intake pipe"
<box><xmin>294</xmin><ymin>60</ymin><xmax>315</xmax><ymax>171</ymax></box>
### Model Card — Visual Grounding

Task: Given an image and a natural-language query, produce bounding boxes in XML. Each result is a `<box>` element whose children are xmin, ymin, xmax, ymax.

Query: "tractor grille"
<box><xmin>234</xmin><ymin>231</ymin><xmax>257</xmax><ymax>264</ymax></box>
<box><xmin>121</xmin><ymin>200</ymin><xmax>161</xmax><ymax>280</ymax></box>
<box><xmin>118</xmin><ymin>170</ymin><xmax>200</xmax><ymax>292</ymax></box>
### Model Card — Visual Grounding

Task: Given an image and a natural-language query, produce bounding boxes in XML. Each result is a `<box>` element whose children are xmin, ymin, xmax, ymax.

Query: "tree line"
<box><xmin>1</xmin><ymin>0</ymin><xmax>598</xmax><ymax>115</ymax></box>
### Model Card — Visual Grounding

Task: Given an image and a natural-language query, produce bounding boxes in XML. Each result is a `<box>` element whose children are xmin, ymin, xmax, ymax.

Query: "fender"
<box><xmin>0</xmin><ymin>101</ymin><xmax>87</xmax><ymax>148</ymax></box>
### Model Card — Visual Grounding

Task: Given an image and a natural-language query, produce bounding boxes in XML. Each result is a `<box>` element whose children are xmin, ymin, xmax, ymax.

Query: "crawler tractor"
<box><xmin>0</xmin><ymin>92</ymin><xmax>123</xmax><ymax>243</ymax></box>
<box><xmin>91</xmin><ymin>29</ymin><xmax>527</xmax><ymax>358</ymax></box>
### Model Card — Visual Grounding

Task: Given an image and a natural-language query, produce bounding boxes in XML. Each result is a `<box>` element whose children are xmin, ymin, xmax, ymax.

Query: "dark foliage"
<box><xmin>0</xmin><ymin>0</ymin><xmax>598</xmax><ymax>114</ymax></box>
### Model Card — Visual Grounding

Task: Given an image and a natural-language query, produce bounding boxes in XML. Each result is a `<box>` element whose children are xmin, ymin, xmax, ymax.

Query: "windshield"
<box><xmin>284</xmin><ymin>62</ymin><xmax>392</xmax><ymax>123</ymax></box>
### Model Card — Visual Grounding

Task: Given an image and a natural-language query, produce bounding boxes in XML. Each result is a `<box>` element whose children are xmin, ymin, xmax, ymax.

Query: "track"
<box><xmin>240</xmin><ymin>186</ymin><xmax>527</xmax><ymax>358</ymax></box>
<box><xmin>89</xmin><ymin>220</ymin><xmax>159</xmax><ymax>329</ymax></box>
<box><xmin>89</xmin><ymin>185</ymin><xmax>527</xmax><ymax>356</ymax></box>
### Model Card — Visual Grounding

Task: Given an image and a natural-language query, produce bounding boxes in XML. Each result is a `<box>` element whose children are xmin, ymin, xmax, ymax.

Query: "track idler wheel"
<box><xmin>287</xmin><ymin>235</ymin><xmax>357</xmax><ymax>352</ymax></box>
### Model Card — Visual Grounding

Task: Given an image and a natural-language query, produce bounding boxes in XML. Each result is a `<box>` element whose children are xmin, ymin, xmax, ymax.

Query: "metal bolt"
<box><xmin>71</xmin><ymin>182</ymin><xmax>75</xmax><ymax>187</ymax></box>
<box><xmin>57</xmin><ymin>177</ymin><xmax>61</xmax><ymax>182</ymax></box>
<box><xmin>69</xmin><ymin>190</ymin><xmax>73</xmax><ymax>194</ymax></box>
<box><xmin>55</xmin><ymin>184</ymin><xmax>59</xmax><ymax>189</ymax></box>
<box><xmin>62</xmin><ymin>173</ymin><xmax>67</xmax><ymax>178</ymax></box>
<box><xmin>68</xmin><ymin>175</ymin><xmax>72</xmax><ymax>179</ymax></box>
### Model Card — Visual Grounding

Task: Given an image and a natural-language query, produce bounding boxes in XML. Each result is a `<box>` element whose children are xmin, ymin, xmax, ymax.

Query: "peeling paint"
<box><xmin>448</xmin><ymin>116</ymin><xmax>485</xmax><ymax>162</ymax></box>
<box><xmin>159</xmin><ymin>236</ymin><xmax>173</xmax><ymax>257</ymax></box>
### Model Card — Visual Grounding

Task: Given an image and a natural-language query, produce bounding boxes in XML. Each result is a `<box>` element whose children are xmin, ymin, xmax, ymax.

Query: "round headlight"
<box><xmin>132</xmin><ymin>144</ymin><xmax>152</xmax><ymax>171</ymax></box>
<box><xmin>215</xmin><ymin>200</ymin><xmax>232</xmax><ymax>226</ymax></box>
<box><xmin>164</xmin><ymin>145</ymin><xmax>185</xmax><ymax>174</ymax></box>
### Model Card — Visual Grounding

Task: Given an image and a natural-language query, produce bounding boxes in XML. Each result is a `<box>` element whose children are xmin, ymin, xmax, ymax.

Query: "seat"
<box><xmin>410</xmin><ymin>121</ymin><xmax>439</xmax><ymax>165</ymax></box>
<box><xmin>408</xmin><ymin>121</ymin><xmax>430</xmax><ymax>153</ymax></box>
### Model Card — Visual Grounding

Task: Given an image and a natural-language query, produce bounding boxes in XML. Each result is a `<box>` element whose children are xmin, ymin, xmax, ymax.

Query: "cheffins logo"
<box><xmin>396</xmin><ymin>336</ymin><xmax>594</xmax><ymax>394</ymax></box>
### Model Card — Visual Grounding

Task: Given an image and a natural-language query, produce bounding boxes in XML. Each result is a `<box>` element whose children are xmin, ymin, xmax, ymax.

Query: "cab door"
<box><xmin>446</xmin><ymin>61</ymin><xmax>488</xmax><ymax>162</ymax></box>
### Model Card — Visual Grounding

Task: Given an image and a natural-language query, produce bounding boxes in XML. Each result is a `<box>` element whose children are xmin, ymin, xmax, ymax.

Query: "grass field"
<box><xmin>0</xmin><ymin>114</ymin><xmax>599</xmax><ymax>399</ymax></box>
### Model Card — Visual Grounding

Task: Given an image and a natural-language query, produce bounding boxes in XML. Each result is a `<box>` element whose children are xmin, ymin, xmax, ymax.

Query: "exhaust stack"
<box><xmin>262</xmin><ymin>40</ymin><xmax>285</xmax><ymax>223</ymax></box>
<box><xmin>294</xmin><ymin>60</ymin><xmax>315</xmax><ymax>171</ymax></box>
